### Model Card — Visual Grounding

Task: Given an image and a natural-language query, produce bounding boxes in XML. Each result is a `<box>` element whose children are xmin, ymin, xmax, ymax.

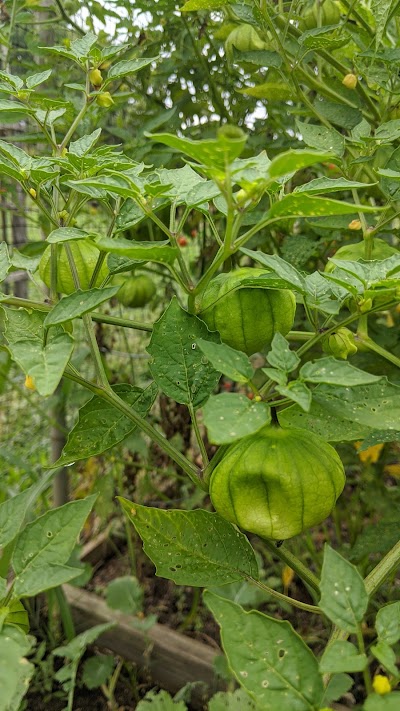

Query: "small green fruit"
<box><xmin>210</xmin><ymin>425</ymin><xmax>345</xmax><ymax>540</ymax></box>
<box><xmin>322</xmin><ymin>327</ymin><xmax>357</xmax><ymax>359</ymax></box>
<box><xmin>96</xmin><ymin>91</ymin><xmax>114</xmax><ymax>108</ymax></box>
<box><xmin>89</xmin><ymin>68</ymin><xmax>103</xmax><ymax>87</ymax></box>
<box><xmin>116</xmin><ymin>275</ymin><xmax>156</xmax><ymax>308</ymax></box>
<box><xmin>197</xmin><ymin>267</ymin><xmax>296</xmax><ymax>356</ymax></box>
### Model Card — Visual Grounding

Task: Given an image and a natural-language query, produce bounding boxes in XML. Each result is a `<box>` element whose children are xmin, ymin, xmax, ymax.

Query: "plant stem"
<box><xmin>0</xmin><ymin>295</ymin><xmax>153</xmax><ymax>331</ymax></box>
<box><xmin>188</xmin><ymin>404</ymin><xmax>209</xmax><ymax>467</ymax></box>
<box><xmin>262</xmin><ymin>539</ymin><xmax>320</xmax><ymax>593</ymax></box>
<box><xmin>247</xmin><ymin>576</ymin><xmax>321</xmax><ymax>615</ymax></box>
<box><xmin>364</xmin><ymin>539</ymin><xmax>400</xmax><ymax>596</ymax></box>
<box><xmin>356</xmin><ymin>623</ymin><xmax>372</xmax><ymax>694</ymax></box>
<box><xmin>356</xmin><ymin>336</ymin><xmax>400</xmax><ymax>370</ymax></box>
<box><xmin>63</xmin><ymin>368</ymin><xmax>204</xmax><ymax>488</ymax></box>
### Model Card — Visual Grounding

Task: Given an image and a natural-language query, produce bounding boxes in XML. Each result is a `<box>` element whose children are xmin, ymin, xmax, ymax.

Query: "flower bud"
<box><xmin>372</xmin><ymin>675</ymin><xmax>391</xmax><ymax>695</ymax></box>
<box><xmin>342</xmin><ymin>73</ymin><xmax>358</xmax><ymax>89</ymax></box>
<box><xmin>89</xmin><ymin>68</ymin><xmax>103</xmax><ymax>87</ymax></box>
<box><xmin>96</xmin><ymin>92</ymin><xmax>114</xmax><ymax>108</ymax></box>
<box><xmin>322</xmin><ymin>328</ymin><xmax>357</xmax><ymax>359</ymax></box>
<box><xmin>348</xmin><ymin>219</ymin><xmax>362</xmax><ymax>230</ymax></box>
<box><xmin>29</xmin><ymin>188</ymin><xmax>37</xmax><ymax>199</ymax></box>
<box><xmin>25</xmin><ymin>375</ymin><xmax>35</xmax><ymax>390</ymax></box>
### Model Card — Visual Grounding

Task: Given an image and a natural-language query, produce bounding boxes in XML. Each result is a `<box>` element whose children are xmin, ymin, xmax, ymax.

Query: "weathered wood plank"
<box><xmin>64</xmin><ymin>585</ymin><xmax>224</xmax><ymax>706</ymax></box>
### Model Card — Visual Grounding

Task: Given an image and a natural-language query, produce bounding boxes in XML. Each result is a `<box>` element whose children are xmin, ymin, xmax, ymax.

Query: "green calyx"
<box><xmin>115</xmin><ymin>274</ymin><xmax>156</xmax><ymax>308</ymax></box>
<box><xmin>209</xmin><ymin>425</ymin><xmax>345</xmax><ymax>540</ymax></box>
<box><xmin>39</xmin><ymin>240</ymin><xmax>109</xmax><ymax>295</ymax></box>
<box><xmin>197</xmin><ymin>267</ymin><xmax>296</xmax><ymax>356</ymax></box>
<box><xmin>322</xmin><ymin>327</ymin><xmax>358</xmax><ymax>360</ymax></box>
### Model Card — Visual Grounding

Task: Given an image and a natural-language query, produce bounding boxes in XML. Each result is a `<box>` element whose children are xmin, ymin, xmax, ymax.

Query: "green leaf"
<box><xmin>94</xmin><ymin>236</ymin><xmax>179</xmax><ymax>266</ymax></box>
<box><xmin>0</xmin><ymin>626</ymin><xmax>34</xmax><ymax>711</ymax></box>
<box><xmin>181</xmin><ymin>0</ymin><xmax>229</xmax><ymax>9</ymax></box>
<box><xmin>0</xmin><ymin>243</ymin><xmax>10</xmax><ymax>282</ymax></box>
<box><xmin>204</xmin><ymin>592</ymin><xmax>324</xmax><ymax>711</ymax></box>
<box><xmin>105</xmin><ymin>576</ymin><xmax>143</xmax><ymax>615</ymax></box>
<box><xmin>268</xmin><ymin>149</ymin><xmax>334</xmax><ymax>179</ymax></box>
<box><xmin>155</xmin><ymin>165</ymin><xmax>206</xmax><ymax>204</ymax></box>
<box><xmin>266</xmin><ymin>333</ymin><xmax>300</xmax><ymax>373</ymax></box>
<box><xmin>46</xmin><ymin>227</ymin><xmax>94</xmax><ymax>243</ymax></box>
<box><xmin>371</xmin><ymin>0</ymin><xmax>394</xmax><ymax>47</ymax></box>
<box><xmin>148</xmin><ymin>131</ymin><xmax>247</xmax><ymax>170</ymax></box>
<box><xmin>363</xmin><ymin>693</ymin><xmax>400</xmax><ymax>711</ymax></box>
<box><xmin>107</xmin><ymin>57</ymin><xmax>157</xmax><ymax>80</ymax></box>
<box><xmin>119</xmin><ymin>499</ymin><xmax>258</xmax><ymax>586</ymax></box>
<box><xmin>25</xmin><ymin>69</ymin><xmax>52</xmax><ymax>89</ymax></box>
<box><xmin>136</xmin><ymin>690</ymin><xmax>188</xmax><ymax>710</ymax></box>
<box><xmin>268</xmin><ymin>194</ymin><xmax>379</xmax><ymax>219</ymax></box>
<box><xmin>376</xmin><ymin>602</ymin><xmax>400</xmax><ymax>646</ymax></box>
<box><xmin>370</xmin><ymin>640</ymin><xmax>398</xmax><ymax>676</ymax></box>
<box><xmin>349</xmin><ymin>522</ymin><xmax>400</xmax><ymax>562</ymax></box>
<box><xmin>203</xmin><ymin>393</ymin><xmax>271</xmax><ymax>444</ymax></box>
<box><xmin>300</xmin><ymin>358</ymin><xmax>382</xmax><ymax>387</ymax></box>
<box><xmin>321</xmin><ymin>674</ymin><xmax>353</xmax><ymax>705</ymax></box>
<box><xmin>276</xmin><ymin>381</ymin><xmax>312</xmax><ymax>412</ymax></box>
<box><xmin>82</xmin><ymin>654</ymin><xmax>115</xmax><ymax>690</ymax></box>
<box><xmin>69</xmin><ymin>128</ymin><xmax>102</xmax><ymax>156</ymax></box>
<box><xmin>319</xmin><ymin>546</ymin><xmax>369</xmax><ymax>633</ymax></box>
<box><xmin>239</xmin><ymin>82</ymin><xmax>292</xmax><ymax>101</ymax></box>
<box><xmin>147</xmin><ymin>298</ymin><xmax>220</xmax><ymax>408</ymax></box>
<box><xmin>0</xmin><ymin>487</ymin><xmax>36</xmax><ymax>549</ymax></box>
<box><xmin>209</xmin><ymin>690</ymin><xmax>257</xmax><ymax>710</ymax></box>
<box><xmin>196</xmin><ymin>339</ymin><xmax>254</xmax><ymax>383</ymax></box>
<box><xmin>12</xmin><ymin>495</ymin><xmax>97</xmax><ymax>597</ymax></box>
<box><xmin>43</xmin><ymin>287</ymin><xmax>119</xmax><ymax>327</ymax></box>
<box><xmin>4</xmin><ymin>308</ymin><xmax>73</xmax><ymax>397</ymax></box>
<box><xmin>0</xmin><ymin>99</ymin><xmax>32</xmax><ymax>117</ymax></box>
<box><xmin>240</xmin><ymin>250</ymin><xmax>306</xmax><ymax>293</ymax></box>
<box><xmin>296</xmin><ymin>121</ymin><xmax>344</xmax><ymax>157</ymax></box>
<box><xmin>319</xmin><ymin>640</ymin><xmax>367</xmax><ymax>673</ymax></box>
<box><xmin>279</xmin><ymin>399</ymin><xmax>373</xmax><ymax>442</ymax></box>
<box><xmin>312</xmin><ymin>379</ymin><xmax>400</xmax><ymax>431</ymax></box>
<box><xmin>70</xmin><ymin>31</ymin><xmax>97</xmax><ymax>59</ymax></box>
<box><xmin>55</xmin><ymin>383</ymin><xmax>158</xmax><ymax>466</ymax></box>
<box><xmin>294</xmin><ymin>177</ymin><xmax>374</xmax><ymax>195</ymax></box>
<box><xmin>53</xmin><ymin>622</ymin><xmax>115</xmax><ymax>661</ymax></box>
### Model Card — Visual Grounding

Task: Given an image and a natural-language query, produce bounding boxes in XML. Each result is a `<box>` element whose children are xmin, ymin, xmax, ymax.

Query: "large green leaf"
<box><xmin>319</xmin><ymin>640</ymin><xmax>367</xmax><ymax>673</ymax></box>
<box><xmin>12</xmin><ymin>495</ymin><xmax>96</xmax><ymax>597</ymax></box>
<box><xmin>119</xmin><ymin>499</ymin><xmax>258</xmax><ymax>586</ymax></box>
<box><xmin>300</xmin><ymin>358</ymin><xmax>382</xmax><ymax>387</ymax></box>
<box><xmin>268</xmin><ymin>194</ymin><xmax>379</xmax><ymax>218</ymax></box>
<box><xmin>0</xmin><ymin>243</ymin><xmax>10</xmax><ymax>283</ymax></box>
<box><xmin>319</xmin><ymin>547</ymin><xmax>369</xmax><ymax>633</ymax></box>
<box><xmin>3</xmin><ymin>308</ymin><xmax>73</xmax><ymax>397</ymax></box>
<box><xmin>107</xmin><ymin>57</ymin><xmax>157</xmax><ymax>81</ymax></box>
<box><xmin>204</xmin><ymin>592</ymin><xmax>324</xmax><ymax>711</ymax></box>
<box><xmin>203</xmin><ymin>393</ymin><xmax>271</xmax><ymax>444</ymax></box>
<box><xmin>0</xmin><ymin>486</ymin><xmax>36</xmax><ymax>549</ymax></box>
<box><xmin>296</xmin><ymin>121</ymin><xmax>344</xmax><ymax>157</ymax></box>
<box><xmin>196</xmin><ymin>339</ymin><xmax>254</xmax><ymax>383</ymax></box>
<box><xmin>312</xmin><ymin>379</ymin><xmax>400</xmax><ymax>430</ymax></box>
<box><xmin>147</xmin><ymin>130</ymin><xmax>247</xmax><ymax>169</ymax></box>
<box><xmin>279</xmin><ymin>400</ymin><xmax>373</xmax><ymax>442</ymax></box>
<box><xmin>147</xmin><ymin>298</ymin><xmax>220</xmax><ymax>408</ymax></box>
<box><xmin>44</xmin><ymin>287</ymin><xmax>120</xmax><ymax>327</ymax></box>
<box><xmin>0</xmin><ymin>627</ymin><xmax>34</xmax><ymax>711</ymax></box>
<box><xmin>94</xmin><ymin>236</ymin><xmax>179</xmax><ymax>266</ymax></box>
<box><xmin>55</xmin><ymin>383</ymin><xmax>158</xmax><ymax>466</ymax></box>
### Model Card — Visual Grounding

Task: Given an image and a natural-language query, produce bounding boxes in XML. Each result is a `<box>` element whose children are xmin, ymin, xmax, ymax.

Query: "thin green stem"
<box><xmin>356</xmin><ymin>336</ymin><xmax>400</xmax><ymax>370</ymax></box>
<box><xmin>63</xmin><ymin>368</ymin><xmax>204</xmax><ymax>488</ymax></box>
<box><xmin>262</xmin><ymin>539</ymin><xmax>320</xmax><ymax>593</ymax></box>
<box><xmin>364</xmin><ymin>540</ymin><xmax>400</xmax><ymax>596</ymax></box>
<box><xmin>188</xmin><ymin>404</ymin><xmax>209</xmax><ymax>467</ymax></box>
<box><xmin>247</xmin><ymin>576</ymin><xmax>321</xmax><ymax>615</ymax></box>
<box><xmin>356</xmin><ymin>623</ymin><xmax>372</xmax><ymax>695</ymax></box>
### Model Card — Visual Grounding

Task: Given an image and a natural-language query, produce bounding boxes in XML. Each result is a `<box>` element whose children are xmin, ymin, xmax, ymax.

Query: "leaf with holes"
<box><xmin>204</xmin><ymin>591</ymin><xmax>324</xmax><ymax>711</ymax></box>
<box><xmin>55</xmin><ymin>383</ymin><xmax>158</xmax><ymax>466</ymax></box>
<box><xmin>203</xmin><ymin>393</ymin><xmax>271</xmax><ymax>444</ymax></box>
<box><xmin>12</xmin><ymin>496</ymin><xmax>97</xmax><ymax>597</ymax></box>
<box><xmin>147</xmin><ymin>297</ymin><xmax>220</xmax><ymax>408</ymax></box>
<box><xmin>319</xmin><ymin>546</ymin><xmax>369</xmax><ymax>633</ymax></box>
<box><xmin>119</xmin><ymin>499</ymin><xmax>258</xmax><ymax>586</ymax></box>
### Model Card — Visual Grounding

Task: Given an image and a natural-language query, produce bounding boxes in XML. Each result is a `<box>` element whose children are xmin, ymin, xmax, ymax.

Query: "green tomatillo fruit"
<box><xmin>301</xmin><ymin>0</ymin><xmax>340</xmax><ymax>30</ymax></box>
<box><xmin>197</xmin><ymin>267</ymin><xmax>296</xmax><ymax>356</ymax></box>
<box><xmin>115</xmin><ymin>274</ymin><xmax>156</xmax><ymax>308</ymax></box>
<box><xmin>39</xmin><ymin>240</ymin><xmax>109</xmax><ymax>294</ymax></box>
<box><xmin>209</xmin><ymin>425</ymin><xmax>345</xmax><ymax>540</ymax></box>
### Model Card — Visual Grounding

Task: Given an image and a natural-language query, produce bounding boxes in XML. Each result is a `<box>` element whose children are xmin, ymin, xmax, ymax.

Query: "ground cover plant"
<box><xmin>0</xmin><ymin>0</ymin><xmax>400</xmax><ymax>709</ymax></box>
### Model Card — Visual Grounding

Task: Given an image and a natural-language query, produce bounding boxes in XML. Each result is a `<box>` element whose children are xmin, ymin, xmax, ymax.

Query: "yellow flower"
<box><xmin>24</xmin><ymin>375</ymin><xmax>35</xmax><ymax>391</ymax></box>
<box><xmin>354</xmin><ymin>441</ymin><xmax>384</xmax><ymax>464</ymax></box>
<box><xmin>282</xmin><ymin>565</ymin><xmax>294</xmax><ymax>592</ymax></box>
<box><xmin>372</xmin><ymin>675</ymin><xmax>391</xmax><ymax>695</ymax></box>
<box><xmin>29</xmin><ymin>188</ymin><xmax>37</xmax><ymax>199</ymax></box>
